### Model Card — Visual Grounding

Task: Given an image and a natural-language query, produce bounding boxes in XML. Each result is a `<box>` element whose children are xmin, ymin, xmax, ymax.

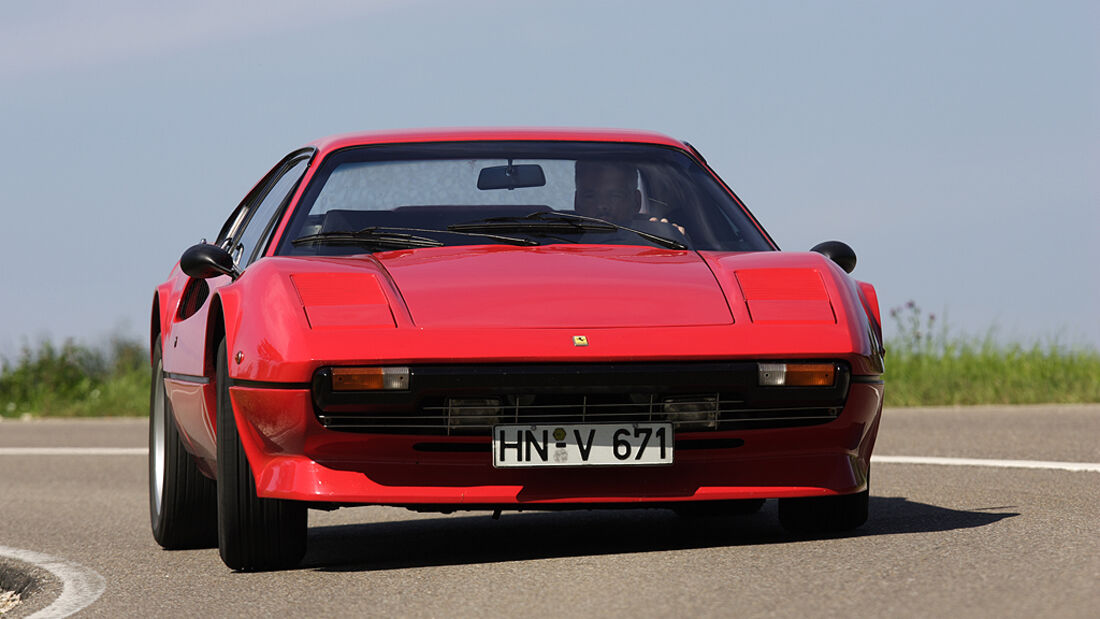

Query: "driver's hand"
<box><xmin>649</xmin><ymin>217</ymin><xmax>685</xmax><ymax>235</ymax></box>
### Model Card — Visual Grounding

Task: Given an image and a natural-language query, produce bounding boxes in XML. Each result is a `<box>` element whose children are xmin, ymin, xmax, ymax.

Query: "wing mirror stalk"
<box><xmin>180</xmin><ymin>243</ymin><xmax>240</xmax><ymax>280</ymax></box>
<box><xmin>811</xmin><ymin>241</ymin><xmax>857</xmax><ymax>274</ymax></box>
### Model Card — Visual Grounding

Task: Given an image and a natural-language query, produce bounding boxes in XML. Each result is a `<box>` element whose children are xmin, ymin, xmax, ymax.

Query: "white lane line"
<box><xmin>0</xmin><ymin>448</ymin><xmax>146</xmax><ymax>456</ymax></box>
<box><xmin>0</xmin><ymin>545</ymin><xmax>105</xmax><ymax>618</ymax></box>
<box><xmin>873</xmin><ymin>455</ymin><xmax>1100</xmax><ymax>473</ymax></box>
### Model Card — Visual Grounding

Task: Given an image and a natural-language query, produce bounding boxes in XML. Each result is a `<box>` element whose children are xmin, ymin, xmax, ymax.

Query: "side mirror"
<box><xmin>180</xmin><ymin>243</ymin><xmax>239</xmax><ymax>280</ymax></box>
<box><xmin>811</xmin><ymin>240</ymin><xmax>857</xmax><ymax>274</ymax></box>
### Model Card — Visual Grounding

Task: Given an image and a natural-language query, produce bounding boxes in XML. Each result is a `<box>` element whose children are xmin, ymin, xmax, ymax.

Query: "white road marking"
<box><xmin>0</xmin><ymin>545</ymin><xmax>105</xmax><ymax>619</ymax></box>
<box><xmin>872</xmin><ymin>455</ymin><xmax>1100</xmax><ymax>473</ymax></box>
<box><xmin>2</xmin><ymin>447</ymin><xmax>1098</xmax><ymax>473</ymax></box>
<box><xmin>0</xmin><ymin>448</ymin><xmax>146</xmax><ymax>456</ymax></box>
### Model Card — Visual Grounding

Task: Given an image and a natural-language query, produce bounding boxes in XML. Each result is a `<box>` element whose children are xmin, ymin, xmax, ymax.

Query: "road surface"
<box><xmin>1</xmin><ymin>405</ymin><xmax>1097</xmax><ymax>617</ymax></box>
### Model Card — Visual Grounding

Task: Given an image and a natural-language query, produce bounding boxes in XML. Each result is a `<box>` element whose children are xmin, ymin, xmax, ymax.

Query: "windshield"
<box><xmin>275</xmin><ymin>141</ymin><xmax>774</xmax><ymax>255</ymax></box>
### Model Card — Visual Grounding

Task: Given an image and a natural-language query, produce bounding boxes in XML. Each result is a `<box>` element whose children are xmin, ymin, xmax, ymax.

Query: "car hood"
<box><xmin>373</xmin><ymin>245</ymin><xmax>734</xmax><ymax>328</ymax></box>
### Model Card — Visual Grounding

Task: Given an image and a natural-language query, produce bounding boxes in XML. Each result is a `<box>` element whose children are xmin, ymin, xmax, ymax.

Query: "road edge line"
<box><xmin>0</xmin><ymin>448</ymin><xmax>146</xmax><ymax>456</ymax></box>
<box><xmin>0</xmin><ymin>546</ymin><xmax>105</xmax><ymax>618</ymax></box>
<box><xmin>872</xmin><ymin>455</ymin><xmax>1100</xmax><ymax>472</ymax></box>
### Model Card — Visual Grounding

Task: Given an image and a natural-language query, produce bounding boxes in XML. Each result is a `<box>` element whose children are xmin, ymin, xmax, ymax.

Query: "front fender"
<box><xmin>856</xmin><ymin>280</ymin><xmax>884</xmax><ymax>356</ymax></box>
<box><xmin>214</xmin><ymin>259</ymin><xmax>314</xmax><ymax>384</ymax></box>
<box><xmin>152</xmin><ymin>265</ymin><xmax>184</xmax><ymax>362</ymax></box>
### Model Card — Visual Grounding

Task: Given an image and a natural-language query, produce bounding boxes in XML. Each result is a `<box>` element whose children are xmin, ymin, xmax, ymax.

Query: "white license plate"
<box><xmin>492</xmin><ymin>423</ymin><xmax>673</xmax><ymax>468</ymax></box>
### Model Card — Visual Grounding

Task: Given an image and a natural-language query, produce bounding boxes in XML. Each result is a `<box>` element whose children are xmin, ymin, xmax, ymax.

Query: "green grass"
<box><xmin>2</xmin><ymin>306</ymin><xmax>1098</xmax><ymax>417</ymax></box>
<box><xmin>884</xmin><ymin>302</ymin><xmax>1100</xmax><ymax>406</ymax></box>
<box><xmin>0</xmin><ymin>337</ymin><xmax>150</xmax><ymax>418</ymax></box>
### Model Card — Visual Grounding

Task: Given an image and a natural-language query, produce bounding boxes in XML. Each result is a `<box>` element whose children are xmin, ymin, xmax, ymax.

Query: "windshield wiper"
<box><xmin>291</xmin><ymin>226</ymin><xmax>538</xmax><ymax>249</ymax></box>
<box><xmin>384</xmin><ymin>226</ymin><xmax>539</xmax><ymax>246</ymax></box>
<box><xmin>292</xmin><ymin>228</ymin><xmax>446</xmax><ymax>249</ymax></box>
<box><xmin>448</xmin><ymin>211</ymin><xmax>687</xmax><ymax>250</ymax></box>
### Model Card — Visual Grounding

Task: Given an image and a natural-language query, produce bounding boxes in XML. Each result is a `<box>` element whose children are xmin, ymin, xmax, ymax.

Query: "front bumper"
<box><xmin>228</xmin><ymin>371</ymin><xmax>884</xmax><ymax>506</ymax></box>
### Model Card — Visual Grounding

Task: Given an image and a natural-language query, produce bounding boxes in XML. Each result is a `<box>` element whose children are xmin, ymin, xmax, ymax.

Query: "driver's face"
<box><xmin>574</xmin><ymin>165</ymin><xmax>639</xmax><ymax>224</ymax></box>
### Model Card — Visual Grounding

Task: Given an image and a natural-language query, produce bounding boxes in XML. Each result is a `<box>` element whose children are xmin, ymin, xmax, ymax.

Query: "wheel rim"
<box><xmin>151</xmin><ymin>358</ymin><xmax>167</xmax><ymax>516</ymax></box>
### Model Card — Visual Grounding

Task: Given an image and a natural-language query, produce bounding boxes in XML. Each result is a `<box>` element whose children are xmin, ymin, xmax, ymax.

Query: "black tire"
<box><xmin>674</xmin><ymin>499</ymin><xmax>766</xmax><ymax>518</ymax></box>
<box><xmin>149</xmin><ymin>339</ymin><xmax>217</xmax><ymax>549</ymax></box>
<box><xmin>215</xmin><ymin>338</ymin><xmax>306</xmax><ymax>571</ymax></box>
<box><xmin>778</xmin><ymin>488</ymin><xmax>869</xmax><ymax>534</ymax></box>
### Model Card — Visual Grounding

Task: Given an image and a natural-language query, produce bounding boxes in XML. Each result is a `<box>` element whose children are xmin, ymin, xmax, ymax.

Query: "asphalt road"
<box><xmin>1</xmin><ymin>405</ymin><xmax>1098</xmax><ymax>618</ymax></box>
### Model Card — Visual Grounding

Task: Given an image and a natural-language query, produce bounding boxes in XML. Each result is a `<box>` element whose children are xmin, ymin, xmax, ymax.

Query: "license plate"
<box><xmin>492</xmin><ymin>423</ymin><xmax>673</xmax><ymax>468</ymax></box>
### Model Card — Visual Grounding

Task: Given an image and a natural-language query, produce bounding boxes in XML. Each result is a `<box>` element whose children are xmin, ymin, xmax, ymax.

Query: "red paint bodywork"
<box><xmin>153</xmin><ymin>128</ymin><xmax>884</xmax><ymax>507</ymax></box>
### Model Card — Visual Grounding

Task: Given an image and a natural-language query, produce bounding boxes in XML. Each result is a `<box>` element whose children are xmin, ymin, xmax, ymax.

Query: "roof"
<box><xmin>306</xmin><ymin>127</ymin><xmax>690</xmax><ymax>154</ymax></box>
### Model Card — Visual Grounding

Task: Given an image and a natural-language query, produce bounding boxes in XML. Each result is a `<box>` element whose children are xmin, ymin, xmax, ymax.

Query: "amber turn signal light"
<box><xmin>758</xmin><ymin>362</ymin><xmax>835</xmax><ymax>387</ymax></box>
<box><xmin>331</xmin><ymin>367</ymin><xmax>410</xmax><ymax>391</ymax></box>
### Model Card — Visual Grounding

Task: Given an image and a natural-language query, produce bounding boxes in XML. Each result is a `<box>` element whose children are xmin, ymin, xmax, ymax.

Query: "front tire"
<box><xmin>215</xmin><ymin>338</ymin><xmax>306</xmax><ymax>571</ymax></box>
<box><xmin>778</xmin><ymin>488</ymin><xmax>869</xmax><ymax>534</ymax></box>
<box><xmin>149</xmin><ymin>339</ymin><xmax>217</xmax><ymax>549</ymax></box>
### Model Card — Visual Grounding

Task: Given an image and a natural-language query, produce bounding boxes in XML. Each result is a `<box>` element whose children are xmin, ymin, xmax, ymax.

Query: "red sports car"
<box><xmin>149</xmin><ymin>128</ymin><xmax>885</xmax><ymax>570</ymax></box>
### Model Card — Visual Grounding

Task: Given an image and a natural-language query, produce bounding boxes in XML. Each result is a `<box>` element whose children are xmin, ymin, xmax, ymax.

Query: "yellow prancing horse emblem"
<box><xmin>573</xmin><ymin>335</ymin><xmax>589</xmax><ymax>346</ymax></box>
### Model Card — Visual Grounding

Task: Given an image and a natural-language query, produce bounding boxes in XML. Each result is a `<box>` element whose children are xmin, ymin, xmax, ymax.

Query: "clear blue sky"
<box><xmin>1</xmin><ymin>0</ymin><xmax>1097</xmax><ymax>357</ymax></box>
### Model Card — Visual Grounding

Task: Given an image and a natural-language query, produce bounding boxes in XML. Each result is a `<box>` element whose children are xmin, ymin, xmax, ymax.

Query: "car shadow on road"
<box><xmin>301</xmin><ymin>496</ymin><xmax>1018</xmax><ymax>573</ymax></box>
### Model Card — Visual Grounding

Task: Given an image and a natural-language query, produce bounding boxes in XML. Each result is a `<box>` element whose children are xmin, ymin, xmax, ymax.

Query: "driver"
<box><xmin>574</xmin><ymin>161</ymin><xmax>683</xmax><ymax>233</ymax></box>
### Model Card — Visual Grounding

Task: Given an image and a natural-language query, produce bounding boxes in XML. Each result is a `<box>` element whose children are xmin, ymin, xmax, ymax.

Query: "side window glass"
<box><xmin>230</xmin><ymin>157</ymin><xmax>309</xmax><ymax>267</ymax></box>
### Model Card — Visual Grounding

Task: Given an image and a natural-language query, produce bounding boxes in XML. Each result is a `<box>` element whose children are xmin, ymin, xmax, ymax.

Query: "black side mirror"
<box><xmin>180</xmin><ymin>243</ymin><xmax>239</xmax><ymax>280</ymax></box>
<box><xmin>811</xmin><ymin>240</ymin><xmax>857</xmax><ymax>274</ymax></box>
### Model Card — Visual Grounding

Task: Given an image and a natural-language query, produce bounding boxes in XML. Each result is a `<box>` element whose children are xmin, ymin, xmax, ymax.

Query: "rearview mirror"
<box><xmin>180</xmin><ymin>243</ymin><xmax>239</xmax><ymax>280</ymax></box>
<box><xmin>477</xmin><ymin>163</ymin><xmax>546</xmax><ymax>190</ymax></box>
<box><xmin>810</xmin><ymin>241</ymin><xmax>857</xmax><ymax>274</ymax></box>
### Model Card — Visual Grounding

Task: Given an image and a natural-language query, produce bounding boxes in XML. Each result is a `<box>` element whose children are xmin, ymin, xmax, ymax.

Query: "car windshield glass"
<box><xmin>275</xmin><ymin>141</ymin><xmax>774</xmax><ymax>256</ymax></box>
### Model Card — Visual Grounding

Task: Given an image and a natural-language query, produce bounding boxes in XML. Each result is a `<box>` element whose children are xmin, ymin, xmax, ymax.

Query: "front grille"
<box><xmin>318</xmin><ymin>394</ymin><xmax>838</xmax><ymax>434</ymax></box>
<box><xmin>312</xmin><ymin>362</ymin><xmax>849</xmax><ymax>436</ymax></box>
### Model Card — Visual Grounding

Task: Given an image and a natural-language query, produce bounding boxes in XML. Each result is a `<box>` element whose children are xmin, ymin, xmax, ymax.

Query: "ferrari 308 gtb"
<box><xmin>148</xmin><ymin>128</ymin><xmax>885</xmax><ymax>570</ymax></box>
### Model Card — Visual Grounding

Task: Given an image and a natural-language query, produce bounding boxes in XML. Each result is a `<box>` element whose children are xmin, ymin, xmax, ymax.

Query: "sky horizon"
<box><xmin>1</xmin><ymin>0</ymin><xmax>1097</xmax><ymax>358</ymax></box>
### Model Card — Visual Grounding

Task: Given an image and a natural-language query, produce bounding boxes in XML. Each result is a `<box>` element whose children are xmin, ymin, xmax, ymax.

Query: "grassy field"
<box><xmin>1</xmin><ymin>337</ymin><xmax>149</xmax><ymax>418</ymax></box>
<box><xmin>883</xmin><ymin>302</ymin><xmax>1100</xmax><ymax>406</ymax></box>
<box><xmin>1</xmin><ymin>307</ymin><xmax>1098</xmax><ymax>418</ymax></box>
